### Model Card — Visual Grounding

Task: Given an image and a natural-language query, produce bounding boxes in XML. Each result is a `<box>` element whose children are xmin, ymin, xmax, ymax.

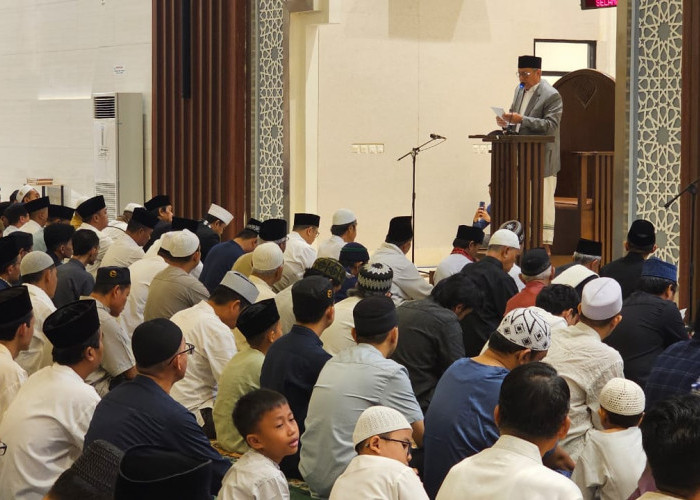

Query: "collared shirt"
<box><xmin>260</xmin><ymin>325</ymin><xmax>331</xmax><ymax>478</ymax></box>
<box><xmin>645</xmin><ymin>338</ymin><xmax>700</xmax><ymax>409</ymax></box>
<box><xmin>84</xmin><ymin>375</ymin><xmax>230</xmax><ymax>495</ymax></box>
<box><xmin>213</xmin><ymin>348</ymin><xmax>265</xmax><ymax>454</ymax></box>
<box><xmin>85</xmin><ymin>299</ymin><xmax>135</xmax><ymax>397</ymax></box>
<box><xmin>0</xmin><ymin>364</ymin><xmax>100</xmax><ymax>500</ymax></box>
<box><xmin>604</xmin><ymin>291</ymin><xmax>688</xmax><ymax>387</ymax></box>
<box><xmin>0</xmin><ymin>277</ymin><xmax>11</xmax><ymax>290</ymax></box>
<box><xmin>119</xmin><ymin>255</ymin><xmax>168</xmax><ymax>337</ymax></box>
<box><xmin>370</xmin><ymin>242</ymin><xmax>432</xmax><ymax>305</ymax></box>
<box><xmin>102</xmin><ymin>225</ymin><xmax>130</xmax><ymax>245</ymax></box>
<box><xmin>218</xmin><ymin>449</ymin><xmax>289</xmax><ymax>500</ymax></box>
<box><xmin>53</xmin><ymin>258</ymin><xmax>95</xmax><ymax>308</ymax></box>
<box><xmin>515</xmin><ymin>82</ymin><xmax>541</xmax><ymax>132</ymax></box>
<box><xmin>459</xmin><ymin>256</ymin><xmax>518</xmax><ymax>356</ymax></box>
<box><xmin>100</xmin><ymin>233</ymin><xmax>145</xmax><ymax>268</ymax></box>
<box><xmin>170</xmin><ymin>300</ymin><xmax>237</xmax><ymax>414</ymax></box>
<box><xmin>600</xmin><ymin>252</ymin><xmax>646</xmax><ymax>300</ymax></box>
<box><xmin>330</xmin><ymin>454</ymin><xmax>429</xmax><ymax>500</ymax></box>
<box><xmin>15</xmin><ymin>283</ymin><xmax>56</xmax><ymax>375</ymax></box>
<box><xmin>572</xmin><ymin>427</ymin><xmax>646</xmax><ymax>500</ymax></box>
<box><xmin>78</xmin><ymin>222</ymin><xmax>113</xmax><ymax>276</ymax></box>
<box><xmin>392</xmin><ymin>297</ymin><xmax>465</xmax><ymax>413</ymax></box>
<box><xmin>433</xmin><ymin>252</ymin><xmax>472</xmax><ymax>286</ymax></box>
<box><xmin>199</xmin><ymin>240</ymin><xmax>246</xmax><ymax>292</ymax></box>
<box><xmin>0</xmin><ymin>344</ymin><xmax>27</xmax><ymax>419</ymax></box>
<box><xmin>543</xmin><ymin>322</ymin><xmax>624</xmax><ymax>461</ymax></box>
<box><xmin>299</xmin><ymin>343</ymin><xmax>423</xmax><ymax>499</ymax></box>
<box><xmin>18</xmin><ymin>219</ymin><xmax>42</xmax><ymax>235</ymax></box>
<box><xmin>143</xmin><ymin>265</ymin><xmax>209</xmax><ymax>321</ymax></box>
<box><xmin>505</xmin><ymin>280</ymin><xmax>547</xmax><ymax>313</ymax></box>
<box><xmin>274</xmin><ymin>284</ymin><xmax>296</xmax><ymax>334</ymax></box>
<box><xmin>436</xmin><ymin>435</ymin><xmax>583</xmax><ymax>500</ymax></box>
<box><xmin>317</xmin><ymin>234</ymin><xmax>345</xmax><ymax>260</ymax></box>
<box><xmin>423</xmin><ymin>358</ymin><xmax>509</xmax><ymax>499</ymax></box>
<box><xmin>283</xmin><ymin>231</ymin><xmax>317</xmax><ymax>282</ymax></box>
<box><xmin>335</xmin><ymin>270</ymin><xmax>357</xmax><ymax>302</ymax></box>
<box><xmin>319</xmin><ymin>295</ymin><xmax>360</xmax><ymax>356</ymax></box>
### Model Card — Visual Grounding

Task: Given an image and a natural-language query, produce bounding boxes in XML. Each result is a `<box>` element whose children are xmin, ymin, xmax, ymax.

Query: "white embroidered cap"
<box><xmin>488</xmin><ymin>229</ymin><xmax>520</xmax><ymax>249</ymax></box>
<box><xmin>581</xmin><ymin>277</ymin><xmax>622</xmax><ymax>320</ymax></box>
<box><xmin>332</xmin><ymin>209</ymin><xmax>356</xmax><ymax>226</ymax></box>
<box><xmin>352</xmin><ymin>406</ymin><xmax>412</xmax><ymax>447</ymax></box>
<box><xmin>552</xmin><ymin>264</ymin><xmax>599</xmax><ymax>289</ymax></box>
<box><xmin>496</xmin><ymin>307</ymin><xmax>551</xmax><ymax>351</ymax></box>
<box><xmin>17</xmin><ymin>184</ymin><xmax>37</xmax><ymax>201</ymax></box>
<box><xmin>207</xmin><ymin>203</ymin><xmax>234</xmax><ymax>225</ymax></box>
<box><xmin>123</xmin><ymin>203</ymin><xmax>142</xmax><ymax>212</ymax></box>
<box><xmin>20</xmin><ymin>251</ymin><xmax>54</xmax><ymax>276</ymax></box>
<box><xmin>252</xmin><ymin>242</ymin><xmax>284</xmax><ymax>272</ymax></box>
<box><xmin>165</xmin><ymin>229</ymin><xmax>199</xmax><ymax>258</ymax></box>
<box><xmin>599</xmin><ymin>378</ymin><xmax>645</xmax><ymax>416</ymax></box>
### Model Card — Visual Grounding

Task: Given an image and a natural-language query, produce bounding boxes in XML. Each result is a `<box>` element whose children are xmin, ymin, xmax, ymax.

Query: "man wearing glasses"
<box><xmin>84</xmin><ymin>318</ymin><xmax>231</xmax><ymax>497</ymax></box>
<box><xmin>496</xmin><ymin>55</ymin><xmax>563</xmax><ymax>253</ymax></box>
<box><xmin>274</xmin><ymin>212</ymin><xmax>321</xmax><ymax>292</ymax></box>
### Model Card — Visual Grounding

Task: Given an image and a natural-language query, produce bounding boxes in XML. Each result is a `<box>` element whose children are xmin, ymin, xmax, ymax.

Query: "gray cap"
<box><xmin>219</xmin><ymin>271</ymin><xmax>259</xmax><ymax>305</ymax></box>
<box><xmin>20</xmin><ymin>251</ymin><xmax>54</xmax><ymax>276</ymax></box>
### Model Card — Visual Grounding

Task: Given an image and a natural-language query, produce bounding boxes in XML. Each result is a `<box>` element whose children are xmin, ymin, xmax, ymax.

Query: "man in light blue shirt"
<box><xmin>299</xmin><ymin>295</ymin><xmax>424</xmax><ymax>499</ymax></box>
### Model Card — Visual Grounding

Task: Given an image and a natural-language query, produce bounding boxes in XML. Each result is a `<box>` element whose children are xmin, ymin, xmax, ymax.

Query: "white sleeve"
<box><xmin>395</xmin><ymin>467</ymin><xmax>430</xmax><ymax>500</ymax></box>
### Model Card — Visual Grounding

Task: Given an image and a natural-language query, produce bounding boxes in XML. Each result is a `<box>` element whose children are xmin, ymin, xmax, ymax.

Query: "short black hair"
<box><xmin>331</xmin><ymin>221</ymin><xmax>355</xmax><ymax>237</ymax></box>
<box><xmin>52</xmin><ymin>328</ymin><xmax>101</xmax><ymax>366</ymax></box>
<box><xmin>22</xmin><ymin>266</ymin><xmax>54</xmax><ymax>285</ymax></box>
<box><xmin>579</xmin><ymin>312</ymin><xmax>618</xmax><ymax>328</ymax></box>
<box><xmin>497</xmin><ymin>362</ymin><xmax>570</xmax><ymax>440</ymax></box>
<box><xmin>536</xmin><ymin>284</ymin><xmax>580</xmax><ymax>316</ymax></box>
<box><xmin>0</xmin><ymin>311</ymin><xmax>33</xmax><ymax>341</ymax></box>
<box><xmin>125</xmin><ymin>219</ymin><xmax>150</xmax><ymax>233</ymax></box>
<box><xmin>293</xmin><ymin>224</ymin><xmax>315</xmax><ymax>232</ymax></box>
<box><xmin>233</xmin><ymin>389</ymin><xmax>289</xmax><ymax>441</ymax></box>
<box><xmin>210</xmin><ymin>284</ymin><xmax>251</xmax><ymax>308</ymax></box>
<box><xmin>488</xmin><ymin>330</ymin><xmax>528</xmax><ymax>354</ymax></box>
<box><xmin>452</xmin><ymin>237</ymin><xmax>475</xmax><ymax>249</ymax></box>
<box><xmin>431</xmin><ymin>274</ymin><xmax>482</xmax><ymax>310</ymax></box>
<box><xmin>638</xmin><ymin>275</ymin><xmax>677</xmax><ymax>296</ymax></box>
<box><xmin>385</xmin><ymin>237</ymin><xmax>411</xmax><ymax>247</ymax></box>
<box><xmin>72</xmin><ymin>229</ymin><xmax>100</xmax><ymax>256</ymax></box>
<box><xmin>641</xmin><ymin>394</ymin><xmax>700</xmax><ymax>496</ymax></box>
<box><xmin>628</xmin><ymin>241</ymin><xmax>655</xmax><ymax>254</ymax></box>
<box><xmin>5</xmin><ymin>203</ymin><xmax>28</xmax><ymax>225</ymax></box>
<box><xmin>355</xmin><ymin>327</ymin><xmax>393</xmax><ymax>345</ymax></box>
<box><xmin>236</xmin><ymin>228</ymin><xmax>258</xmax><ymax>240</ymax></box>
<box><xmin>604</xmin><ymin>409</ymin><xmax>643</xmax><ymax>429</ymax></box>
<box><xmin>91</xmin><ymin>282</ymin><xmax>129</xmax><ymax>296</ymax></box>
<box><xmin>0</xmin><ymin>255</ymin><xmax>18</xmax><ymax>275</ymax></box>
<box><xmin>44</xmin><ymin>223</ymin><xmax>76</xmax><ymax>253</ymax></box>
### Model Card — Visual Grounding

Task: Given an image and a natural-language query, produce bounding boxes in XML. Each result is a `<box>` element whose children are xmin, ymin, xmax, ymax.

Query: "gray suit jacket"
<box><xmin>510</xmin><ymin>79</ymin><xmax>563</xmax><ymax>177</ymax></box>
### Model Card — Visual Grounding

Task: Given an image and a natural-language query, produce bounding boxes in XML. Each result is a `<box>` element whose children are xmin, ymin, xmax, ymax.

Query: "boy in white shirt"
<box><xmin>330</xmin><ymin>406</ymin><xmax>428</xmax><ymax>500</ymax></box>
<box><xmin>218</xmin><ymin>389</ymin><xmax>299</xmax><ymax>500</ymax></box>
<box><xmin>573</xmin><ymin>378</ymin><xmax>647</xmax><ymax>500</ymax></box>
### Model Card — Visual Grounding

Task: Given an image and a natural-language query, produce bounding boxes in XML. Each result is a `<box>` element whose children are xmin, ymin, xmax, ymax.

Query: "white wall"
<box><xmin>292</xmin><ymin>0</ymin><xmax>617</xmax><ymax>266</ymax></box>
<box><xmin>0</xmin><ymin>0</ymin><xmax>151</xmax><ymax>205</ymax></box>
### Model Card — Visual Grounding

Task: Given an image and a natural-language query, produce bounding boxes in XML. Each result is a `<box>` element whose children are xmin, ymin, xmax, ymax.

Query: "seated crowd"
<box><xmin>0</xmin><ymin>188</ymin><xmax>699</xmax><ymax>500</ymax></box>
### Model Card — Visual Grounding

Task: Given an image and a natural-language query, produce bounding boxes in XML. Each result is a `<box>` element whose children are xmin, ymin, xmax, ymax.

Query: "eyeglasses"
<box><xmin>516</xmin><ymin>71</ymin><xmax>534</xmax><ymax>78</ymax></box>
<box><xmin>380</xmin><ymin>436</ymin><xmax>412</xmax><ymax>456</ymax></box>
<box><xmin>0</xmin><ymin>441</ymin><xmax>6</xmax><ymax>456</ymax></box>
<box><xmin>168</xmin><ymin>342</ymin><xmax>195</xmax><ymax>364</ymax></box>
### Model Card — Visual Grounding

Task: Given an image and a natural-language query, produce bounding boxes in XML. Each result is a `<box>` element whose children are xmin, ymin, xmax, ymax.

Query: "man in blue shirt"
<box><xmin>198</xmin><ymin>219</ymin><xmax>261</xmax><ymax>292</ymax></box>
<box><xmin>260</xmin><ymin>275</ymin><xmax>334</xmax><ymax>478</ymax></box>
<box><xmin>423</xmin><ymin>307</ymin><xmax>552</xmax><ymax>499</ymax></box>
<box><xmin>84</xmin><ymin>318</ymin><xmax>231</xmax><ymax>496</ymax></box>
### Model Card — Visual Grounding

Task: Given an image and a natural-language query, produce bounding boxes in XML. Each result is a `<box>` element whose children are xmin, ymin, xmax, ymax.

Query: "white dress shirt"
<box><xmin>320</xmin><ymin>295</ymin><xmax>360</xmax><ymax>355</ymax></box>
<box><xmin>100</xmin><ymin>234</ymin><xmax>145</xmax><ymax>268</ymax></box>
<box><xmin>0</xmin><ymin>363</ymin><xmax>101</xmax><ymax>500</ymax></box>
<box><xmin>18</xmin><ymin>219</ymin><xmax>42</xmax><ymax>235</ymax></box>
<box><xmin>3</xmin><ymin>224</ymin><xmax>19</xmax><ymax>236</ymax></box>
<box><xmin>0</xmin><ymin>344</ymin><xmax>27</xmax><ymax>419</ymax></box>
<box><xmin>318</xmin><ymin>235</ymin><xmax>345</xmax><ymax>260</ymax></box>
<box><xmin>78</xmin><ymin>222</ymin><xmax>113</xmax><ymax>276</ymax></box>
<box><xmin>274</xmin><ymin>285</ymin><xmax>295</xmax><ymax>334</ymax></box>
<box><xmin>330</xmin><ymin>454</ymin><xmax>429</xmax><ymax>500</ymax></box>
<box><xmin>433</xmin><ymin>253</ymin><xmax>472</xmax><ymax>286</ymax></box>
<box><xmin>218</xmin><ymin>449</ymin><xmax>290</xmax><ymax>500</ymax></box>
<box><xmin>119</xmin><ymin>255</ymin><xmax>168</xmax><ymax>337</ymax></box>
<box><xmin>370</xmin><ymin>242</ymin><xmax>432</xmax><ymax>305</ymax></box>
<box><xmin>543</xmin><ymin>322</ymin><xmax>625</xmax><ymax>461</ymax></box>
<box><xmin>15</xmin><ymin>283</ymin><xmax>56</xmax><ymax>375</ymax></box>
<box><xmin>436</xmin><ymin>435</ymin><xmax>583</xmax><ymax>500</ymax></box>
<box><xmin>283</xmin><ymin>231</ymin><xmax>317</xmax><ymax>282</ymax></box>
<box><xmin>170</xmin><ymin>301</ymin><xmax>238</xmax><ymax>416</ymax></box>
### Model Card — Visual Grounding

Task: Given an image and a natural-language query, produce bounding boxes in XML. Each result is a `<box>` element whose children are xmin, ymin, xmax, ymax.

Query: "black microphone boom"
<box><xmin>430</xmin><ymin>133</ymin><xmax>446</xmax><ymax>140</ymax></box>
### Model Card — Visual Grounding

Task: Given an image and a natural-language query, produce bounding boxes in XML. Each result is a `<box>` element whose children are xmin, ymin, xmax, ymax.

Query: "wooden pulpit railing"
<box><xmin>470</xmin><ymin>134</ymin><xmax>554</xmax><ymax>250</ymax></box>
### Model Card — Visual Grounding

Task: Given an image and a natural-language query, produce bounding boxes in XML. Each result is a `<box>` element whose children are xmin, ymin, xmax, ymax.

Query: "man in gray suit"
<box><xmin>497</xmin><ymin>55</ymin><xmax>563</xmax><ymax>251</ymax></box>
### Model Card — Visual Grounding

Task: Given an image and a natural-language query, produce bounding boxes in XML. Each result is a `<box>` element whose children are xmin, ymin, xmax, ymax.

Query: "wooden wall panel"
<box><xmin>152</xmin><ymin>0</ymin><xmax>248</xmax><ymax>239</ymax></box>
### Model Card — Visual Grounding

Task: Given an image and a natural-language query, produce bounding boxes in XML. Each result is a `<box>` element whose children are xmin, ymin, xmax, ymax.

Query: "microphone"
<box><xmin>506</xmin><ymin>83</ymin><xmax>525</xmax><ymax>133</ymax></box>
<box><xmin>430</xmin><ymin>133</ymin><xmax>446</xmax><ymax>140</ymax></box>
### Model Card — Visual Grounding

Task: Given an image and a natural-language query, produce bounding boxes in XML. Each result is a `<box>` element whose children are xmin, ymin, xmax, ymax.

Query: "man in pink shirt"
<box><xmin>506</xmin><ymin>248</ymin><xmax>554</xmax><ymax>313</ymax></box>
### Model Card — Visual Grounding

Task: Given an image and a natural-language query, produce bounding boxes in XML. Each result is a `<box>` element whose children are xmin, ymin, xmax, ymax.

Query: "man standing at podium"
<box><xmin>497</xmin><ymin>55</ymin><xmax>563</xmax><ymax>252</ymax></box>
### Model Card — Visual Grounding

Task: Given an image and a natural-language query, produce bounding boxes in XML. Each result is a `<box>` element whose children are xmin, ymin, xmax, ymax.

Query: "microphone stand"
<box><xmin>663</xmin><ymin>177</ymin><xmax>700</xmax><ymax>324</ymax></box>
<box><xmin>397</xmin><ymin>136</ymin><xmax>444</xmax><ymax>263</ymax></box>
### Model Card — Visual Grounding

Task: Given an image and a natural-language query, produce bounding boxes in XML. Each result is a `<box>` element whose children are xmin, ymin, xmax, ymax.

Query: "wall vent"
<box><xmin>94</xmin><ymin>95</ymin><xmax>116</xmax><ymax>119</ymax></box>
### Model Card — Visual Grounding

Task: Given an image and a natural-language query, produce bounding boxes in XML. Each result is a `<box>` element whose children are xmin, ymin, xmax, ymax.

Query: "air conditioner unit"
<box><xmin>93</xmin><ymin>93</ymin><xmax>144</xmax><ymax>220</ymax></box>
